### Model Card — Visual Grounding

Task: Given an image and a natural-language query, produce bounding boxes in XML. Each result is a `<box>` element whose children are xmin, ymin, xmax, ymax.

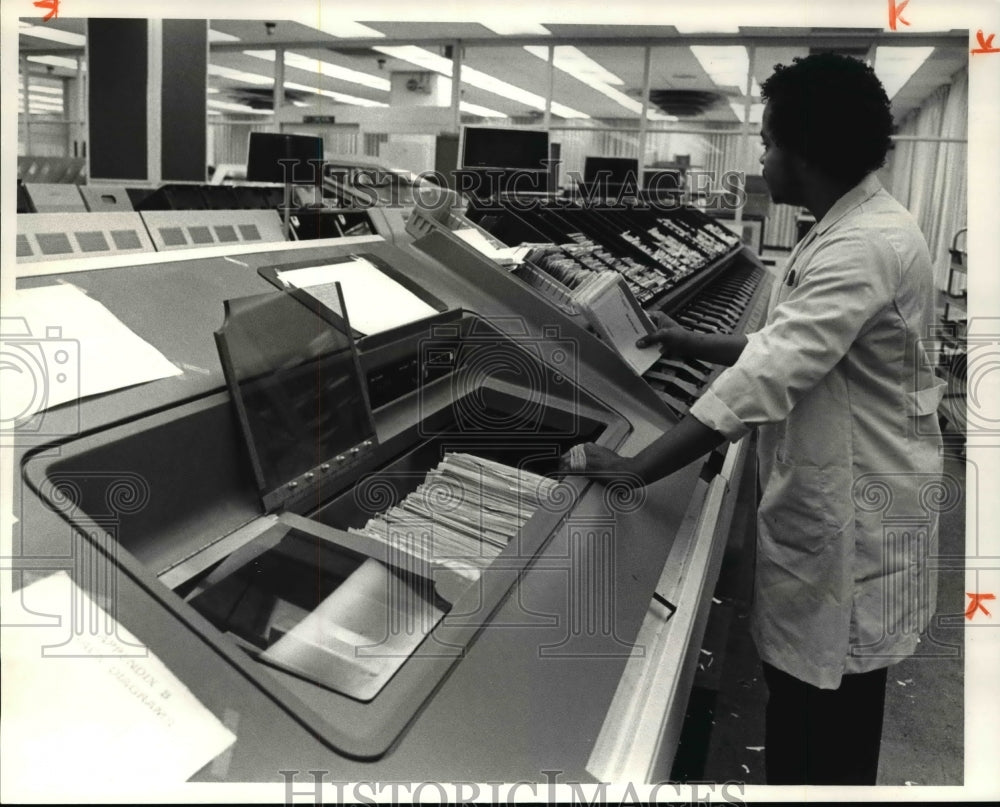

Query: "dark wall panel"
<box><xmin>162</xmin><ymin>20</ymin><xmax>207</xmax><ymax>182</ymax></box>
<box><xmin>88</xmin><ymin>19</ymin><xmax>148</xmax><ymax>181</ymax></box>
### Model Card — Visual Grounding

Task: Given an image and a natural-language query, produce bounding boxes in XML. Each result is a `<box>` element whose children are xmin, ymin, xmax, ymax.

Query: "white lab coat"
<box><xmin>690</xmin><ymin>174</ymin><xmax>947</xmax><ymax>689</ymax></box>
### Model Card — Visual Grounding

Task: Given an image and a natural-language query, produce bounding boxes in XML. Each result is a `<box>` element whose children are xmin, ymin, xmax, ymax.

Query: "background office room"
<box><xmin>4</xmin><ymin>0</ymin><xmax>991</xmax><ymax>801</ymax></box>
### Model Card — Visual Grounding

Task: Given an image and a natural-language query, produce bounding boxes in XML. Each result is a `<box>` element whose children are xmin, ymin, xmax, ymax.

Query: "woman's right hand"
<box><xmin>637</xmin><ymin>312</ymin><xmax>690</xmax><ymax>358</ymax></box>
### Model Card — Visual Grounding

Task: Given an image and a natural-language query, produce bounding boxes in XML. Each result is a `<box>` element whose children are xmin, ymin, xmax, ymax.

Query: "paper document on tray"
<box><xmin>575</xmin><ymin>272</ymin><xmax>661</xmax><ymax>374</ymax></box>
<box><xmin>262</xmin><ymin>558</ymin><xmax>444</xmax><ymax>701</ymax></box>
<box><xmin>1</xmin><ymin>572</ymin><xmax>236</xmax><ymax>793</ymax></box>
<box><xmin>0</xmin><ymin>283</ymin><xmax>182</xmax><ymax>424</ymax></box>
<box><xmin>275</xmin><ymin>257</ymin><xmax>437</xmax><ymax>335</ymax></box>
<box><xmin>454</xmin><ymin>228</ymin><xmax>531</xmax><ymax>265</ymax></box>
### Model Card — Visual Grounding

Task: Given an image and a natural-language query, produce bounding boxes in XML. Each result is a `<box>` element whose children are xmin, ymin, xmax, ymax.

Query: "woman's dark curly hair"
<box><xmin>761</xmin><ymin>53</ymin><xmax>894</xmax><ymax>187</ymax></box>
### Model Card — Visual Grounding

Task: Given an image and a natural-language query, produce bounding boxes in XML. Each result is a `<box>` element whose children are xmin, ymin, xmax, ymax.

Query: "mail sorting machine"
<box><xmin>14</xmin><ymin>189</ymin><xmax>768</xmax><ymax>783</ymax></box>
<box><xmin>407</xmin><ymin>192</ymin><xmax>771</xmax><ymax>423</ymax></box>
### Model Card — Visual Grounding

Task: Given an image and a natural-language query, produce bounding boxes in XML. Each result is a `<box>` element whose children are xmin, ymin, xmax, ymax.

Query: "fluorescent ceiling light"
<box><xmin>19</xmin><ymin>24</ymin><xmax>86</xmax><ymax>46</ymax></box>
<box><xmin>208</xmin><ymin>29</ymin><xmax>240</xmax><ymax>43</ymax></box>
<box><xmin>460</xmin><ymin>102</ymin><xmax>508</xmax><ymax>118</ymax></box>
<box><xmin>522</xmin><ymin>45</ymin><xmax>674</xmax><ymax>121</ymax></box>
<box><xmin>207</xmin><ymin>64</ymin><xmax>272</xmax><ymax>86</ymax></box>
<box><xmin>480</xmin><ymin>20</ymin><xmax>551</xmax><ymax>36</ymax></box>
<box><xmin>244</xmin><ymin>50</ymin><xmax>390</xmax><ymax>91</ymax></box>
<box><xmin>283</xmin><ymin>80</ymin><xmax>388</xmax><ymax>107</ymax></box>
<box><xmin>26</xmin><ymin>55</ymin><xmax>81</xmax><ymax>71</ymax></box>
<box><xmin>23</xmin><ymin>84</ymin><xmax>64</xmax><ymax>96</ymax></box>
<box><xmin>523</xmin><ymin>46</ymin><xmax>623</xmax><ymax>86</ymax></box>
<box><xmin>690</xmin><ymin>46</ymin><xmax>750</xmax><ymax>90</ymax></box>
<box><xmin>373</xmin><ymin>45</ymin><xmax>589</xmax><ymax>119</ymax></box>
<box><xmin>874</xmin><ymin>46</ymin><xmax>934</xmax><ymax>100</ymax></box>
<box><xmin>207</xmin><ymin>99</ymin><xmax>274</xmax><ymax>115</ymax></box>
<box><xmin>674</xmin><ymin>24</ymin><xmax>741</xmax><ymax>33</ymax></box>
<box><xmin>20</xmin><ymin>92</ymin><xmax>63</xmax><ymax>104</ymax></box>
<box><xmin>729</xmin><ymin>102</ymin><xmax>765</xmax><ymax>124</ymax></box>
<box><xmin>288</xmin><ymin>18</ymin><xmax>386</xmax><ymax>39</ymax></box>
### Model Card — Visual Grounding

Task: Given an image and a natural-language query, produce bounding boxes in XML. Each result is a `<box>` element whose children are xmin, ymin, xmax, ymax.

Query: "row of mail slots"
<box><xmin>16</xmin><ymin>205</ymin><xmax>379</xmax><ymax>263</ymax></box>
<box><xmin>17</xmin><ymin>180</ymin><xmax>291</xmax><ymax>215</ymax></box>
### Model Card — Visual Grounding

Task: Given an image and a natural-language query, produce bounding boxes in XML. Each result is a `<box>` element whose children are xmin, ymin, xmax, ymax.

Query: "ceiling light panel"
<box><xmin>523</xmin><ymin>45</ymin><xmax>624</xmax><ymax>86</ymax></box>
<box><xmin>374</xmin><ymin>44</ymin><xmax>589</xmax><ymax>118</ymax></box>
<box><xmin>19</xmin><ymin>24</ymin><xmax>86</xmax><ymax>46</ymax></box>
<box><xmin>207</xmin><ymin>64</ymin><xmax>273</xmax><ymax>86</ymax></box>
<box><xmin>874</xmin><ymin>46</ymin><xmax>934</xmax><ymax>100</ymax></box>
<box><xmin>690</xmin><ymin>46</ymin><xmax>751</xmax><ymax>90</ymax></box>
<box><xmin>243</xmin><ymin>50</ymin><xmax>391</xmax><ymax>91</ymax></box>
<box><xmin>522</xmin><ymin>45</ymin><xmax>675</xmax><ymax>120</ymax></box>
<box><xmin>282</xmin><ymin>80</ymin><xmax>388</xmax><ymax>107</ymax></box>
<box><xmin>208</xmin><ymin>29</ymin><xmax>241</xmax><ymax>43</ymax></box>
<box><xmin>207</xmin><ymin>99</ymin><xmax>274</xmax><ymax>115</ymax></box>
<box><xmin>479</xmin><ymin>20</ymin><xmax>552</xmax><ymax>36</ymax></box>
<box><xmin>25</xmin><ymin>55</ymin><xmax>81</xmax><ymax>71</ymax></box>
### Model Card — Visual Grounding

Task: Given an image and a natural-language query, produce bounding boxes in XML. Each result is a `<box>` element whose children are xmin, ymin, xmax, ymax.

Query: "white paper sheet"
<box><xmin>0</xmin><ymin>284</ymin><xmax>182</xmax><ymax>424</ymax></box>
<box><xmin>453</xmin><ymin>228</ymin><xmax>531</xmax><ymax>265</ymax></box>
<box><xmin>0</xmin><ymin>572</ymin><xmax>236</xmax><ymax>789</ymax></box>
<box><xmin>275</xmin><ymin>257</ymin><xmax>438</xmax><ymax>336</ymax></box>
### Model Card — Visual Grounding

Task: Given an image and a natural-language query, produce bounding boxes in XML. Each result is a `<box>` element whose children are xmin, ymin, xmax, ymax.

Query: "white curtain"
<box><xmin>889</xmin><ymin>66</ymin><xmax>968</xmax><ymax>289</ymax></box>
<box><xmin>929</xmin><ymin>69</ymin><xmax>968</xmax><ymax>288</ymax></box>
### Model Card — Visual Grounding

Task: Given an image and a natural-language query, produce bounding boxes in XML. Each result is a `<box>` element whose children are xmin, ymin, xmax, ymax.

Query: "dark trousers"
<box><xmin>762</xmin><ymin>662</ymin><xmax>888</xmax><ymax>785</ymax></box>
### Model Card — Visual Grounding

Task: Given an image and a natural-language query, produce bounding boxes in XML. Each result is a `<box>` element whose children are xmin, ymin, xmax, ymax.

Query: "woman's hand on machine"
<box><xmin>638</xmin><ymin>312</ymin><xmax>689</xmax><ymax>358</ymax></box>
<box><xmin>559</xmin><ymin>443</ymin><xmax>630</xmax><ymax>477</ymax></box>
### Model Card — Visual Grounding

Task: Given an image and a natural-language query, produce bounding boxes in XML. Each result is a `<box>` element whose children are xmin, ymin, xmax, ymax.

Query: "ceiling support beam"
<box><xmin>451</xmin><ymin>40</ymin><xmax>463</xmax><ymax>134</ymax></box>
<box><xmin>637</xmin><ymin>47</ymin><xmax>652</xmax><ymax>179</ymax></box>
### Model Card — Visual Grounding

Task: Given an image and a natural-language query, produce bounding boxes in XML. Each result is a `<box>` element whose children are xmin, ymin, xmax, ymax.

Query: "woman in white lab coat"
<box><xmin>562</xmin><ymin>53</ymin><xmax>946</xmax><ymax>785</ymax></box>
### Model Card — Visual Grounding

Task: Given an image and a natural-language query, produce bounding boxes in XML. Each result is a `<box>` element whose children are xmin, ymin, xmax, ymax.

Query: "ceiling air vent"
<box><xmin>648</xmin><ymin>89</ymin><xmax>724</xmax><ymax>117</ymax></box>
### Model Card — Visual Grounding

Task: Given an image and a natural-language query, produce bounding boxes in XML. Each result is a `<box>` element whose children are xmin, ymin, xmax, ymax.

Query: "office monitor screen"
<box><xmin>246</xmin><ymin>132</ymin><xmax>325</xmax><ymax>184</ymax></box>
<box><xmin>583</xmin><ymin>156</ymin><xmax>639</xmax><ymax>185</ymax></box>
<box><xmin>461</xmin><ymin>127</ymin><xmax>549</xmax><ymax>171</ymax></box>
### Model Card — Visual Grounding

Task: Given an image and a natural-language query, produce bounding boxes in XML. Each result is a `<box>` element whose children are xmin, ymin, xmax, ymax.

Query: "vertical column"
<box><xmin>272</xmin><ymin>47</ymin><xmax>285</xmax><ymax>132</ymax></box>
<box><xmin>638</xmin><ymin>47</ymin><xmax>652</xmax><ymax>181</ymax></box>
<box><xmin>20</xmin><ymin>55</ymin><xmax>33</xmax><ymax>156</ymax></box>
<box><xmin>87</xmin><ymin>19</ymin><xmax>206</xmax><ymax>184</ymax></box>
<box><xmin>735</xmin><ymin>43</ymin><xmax>756</xmax><ymax>228</ymax></box>
<box><xmin>450</xmin><ymin>40</ymin><xmax>462</xmax><ymax>135</ymax></box>
<box><xmin>160</xmin><ymin>20</ymin><xmax>207</xmax><ymax>182</ymax></box>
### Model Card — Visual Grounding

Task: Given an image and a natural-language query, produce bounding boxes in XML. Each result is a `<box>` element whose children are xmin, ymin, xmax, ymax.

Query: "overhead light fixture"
<box><xmin>18</xmin><ymin>24</ymin><xmax>86</xmax><ymax>46</ymax></box>
<box><xmin>523</xmin><ymin>45</ymin><xmax>623</xmax><ymax>86</ymax></box>
<box><xmin>26</xmin><ymin>55</ymin><xmax>81</xmax><ymax>71</ymax></box>
<box><xmin>283</xmin><ymin>80</ymin><xmax>389</xmax><ymax>107</ymax></box>
<box><xmin>243</xmin><ymin>50</ymin><xmax>391</xmax><ymax>91</ymax></box>
<box><xmin>873</xmin><ymin>46</ymin><xmax>934</xmax><ymax>100</ymax></box>
<box><xmin>690</xmin><ymin>45</ymin><xmax>750</xmax><ymax>90</ymax></box>
<box><xmin>480</xmin><ymin>20</ymin><xmax>551</xmax><ymax>36</ymax></box>
<box><xmin>674</xmin><ymin>24</ymin><xmax>741</xmax><ymax>33</ymax></box>
<box><xmin>522</xmin><ymin>45</ymin><xmax>675</xmax><ymax>121</ymax></box>
<box><xmin>23</xmin><ymin>83</ymin><xmax>64</xmax><ymax>96</ymax></box>
<box><xmin>459</xmin><ymin>102</ymin><xmax>508</xmax><ymax>118</ymax></box>
<box><xmin>288</xmin><ymin>17</ymin><xmax>386</xmax><ymax>39</ymax></box>
<box><xmin>208</xmin><ymin>29</ymin><xmax>240</xmax><ymax>43</ymax></box>
<box><xmin>207</xmin><ymin>99</ymin><xmax>274</xmax><ymax>115</ymax></box>
<box><xmin>207</xmin><ymin>64</ymin><xmax>273</xmax><ymax>86</ymax></box>
<box><xmin>19</xmin><ymin>94</ymin><xmax>64</xmax><ymax>109</ymax></box>
<box><xmin>373</xmin><ymin>45</ymin><xmax>589</xmax><ymax>119</ymax></box>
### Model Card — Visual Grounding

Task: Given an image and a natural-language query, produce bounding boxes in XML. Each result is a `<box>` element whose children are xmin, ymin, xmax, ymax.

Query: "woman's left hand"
<box><xmin>559</xmin><ymin>443</ymin><xmax>631</xmax><ymax>476</ymax></box>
